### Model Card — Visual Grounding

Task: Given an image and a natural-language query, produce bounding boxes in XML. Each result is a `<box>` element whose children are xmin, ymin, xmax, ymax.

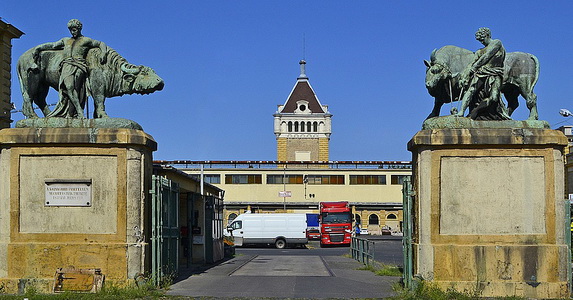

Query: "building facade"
<box><xmin>156</xmin><ymin>160</ymin><xmax>411</xmax><ymax>234</ymax></box>
<box><xmin>0</xmin><ymin>18</ymin><xmax>23</xmax><ymax>129</ymax></box>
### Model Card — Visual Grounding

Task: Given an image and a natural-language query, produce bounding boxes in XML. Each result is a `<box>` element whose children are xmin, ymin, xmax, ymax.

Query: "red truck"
<box><xmin>319</xmin><ymin>201</ymin><xmax>352</xmax><ymax>247</ymax></box>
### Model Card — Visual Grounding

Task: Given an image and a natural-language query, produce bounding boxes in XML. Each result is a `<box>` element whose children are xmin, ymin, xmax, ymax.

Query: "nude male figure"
<box><xmin>32</xmin><ymin>19</ymin><xmax>107</xmax><ymax>118</ymax></box>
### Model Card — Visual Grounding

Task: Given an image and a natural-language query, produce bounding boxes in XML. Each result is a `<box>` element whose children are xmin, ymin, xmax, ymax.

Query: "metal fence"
<box><xmin>350</xmin><ymin>237</ymin><xmax>375</xmax><ymax>266</ymax></box>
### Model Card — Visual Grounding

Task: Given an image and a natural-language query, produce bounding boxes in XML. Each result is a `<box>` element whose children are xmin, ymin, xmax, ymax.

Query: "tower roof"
<box><xmin>278</xmin><ymin>60</ymin><xmax>327</xmax><ymax>114</ymax></box>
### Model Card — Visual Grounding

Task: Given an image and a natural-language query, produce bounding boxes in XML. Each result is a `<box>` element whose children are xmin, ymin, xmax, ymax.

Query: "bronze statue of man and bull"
<box><xmin>17</xmin><ymin>19</ymin><xmax>164</xmax><ymax>120</ymax></box>
<box><xmin>424</xmin><ymin>27</ymin><xmax>539</xmax><ymax>121</ymax></box>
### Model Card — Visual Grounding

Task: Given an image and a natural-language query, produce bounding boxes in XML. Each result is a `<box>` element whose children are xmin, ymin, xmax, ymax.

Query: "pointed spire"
<box><xmin>298</xmin><ymin>60</ymin><xmax>308</xmax><ymax>79</ymax></box>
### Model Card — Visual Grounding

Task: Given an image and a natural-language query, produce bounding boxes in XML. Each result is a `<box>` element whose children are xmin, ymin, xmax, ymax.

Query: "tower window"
<box><xmin>299</xmin><ymin>105</ymin><xmax>306</xmax><ymax>111</ymax></box>
<box><xmin>313</xmin><ymin>122</ymin><xmax>318</xmax><ymax>132</ymax></box>
<box><xmin>288</xmin><ymin>122</ymin><xmax>293</xmax><ymax>132</ymax></box>
<box><xmin>301</xmin><ymin>121</ymin><xmax>305</xmax><ymax>132</ymax></box>
<box><xmin>294</xmin><ymin>122</ymin><xmax>299</xmax><ymax>132</ymax></box>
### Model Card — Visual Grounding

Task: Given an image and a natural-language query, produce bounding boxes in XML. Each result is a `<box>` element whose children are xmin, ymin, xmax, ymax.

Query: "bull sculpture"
<box><xmin>424</xmin><ymin>45</ymin><xmax>539</xmax><ymax>120</ymax></box>
<box><xmin>17</xmin><ymin>47</ymin><xmax>164</xmax><ymax>119</ymax></box>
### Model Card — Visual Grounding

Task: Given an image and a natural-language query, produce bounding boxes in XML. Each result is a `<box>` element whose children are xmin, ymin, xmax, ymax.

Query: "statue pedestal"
<box><xmin>0</xmin><ymin>128</ymin><xmax>156</xmax><ymax>293</ymax></box>
<box><xmin>408</xmin><ymin>128</ymin><xmax>570</xmax><ymax>299</ymax></box>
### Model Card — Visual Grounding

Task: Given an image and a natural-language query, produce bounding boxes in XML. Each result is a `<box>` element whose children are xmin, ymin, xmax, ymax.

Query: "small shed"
<box><xmin>151</xmin><ymin>164</ymin><xmax>225</xmax><ymax>281</ymax></box>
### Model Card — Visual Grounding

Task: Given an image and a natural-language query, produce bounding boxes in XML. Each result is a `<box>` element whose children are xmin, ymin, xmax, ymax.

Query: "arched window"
<box><xmin>387</xmin><ymin>213</ymin><xmax>397</xmax><ymax>219</ymax></box>
<box><xmin>313</xmin><ymin>122</ymin><xmax>318</xmax><ymax>132</ymax></box>
<box><xmin>355</xmin><ymin>214</ymin><xmax>361</xmax><ymax>225</ymax></box>
<box><xmin>294</xmin><ymin>122</ymin><xmax>299</xmax><ymax>132</ymax></box>
<box><xmin>288</xmin><ymin>122</ymin><xmax>293</xmax><ymax>132</ymax></box>
<box><xmin>301</xmin><ymin>121</ymin><xmax>305</xmax><ymax>132</ymax></box>
<box><xmin>368</xmin><ymin>214</ymin><xmax>379</xmax><ymax>225</ymax></box>
<box><xmin>307</xmin><ymin>122</ymin><xmax>312</xmax><ymax>132</ymax></box>
<box><xmin>228</xmin><ymin>213</ymin><xmax>238</xmax><ymax>224</ymax></box>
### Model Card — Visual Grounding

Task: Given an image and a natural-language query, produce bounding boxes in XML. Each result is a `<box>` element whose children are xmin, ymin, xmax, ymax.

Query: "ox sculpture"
<box><xmin>424</xmin><ymin>45</ymin><xmax>539</xmax><ymax>120</ymax></box>
<box><xmin>17</xmin><ymin>47</ymin><xmax>164</xmax><ymax>119</ymax></box>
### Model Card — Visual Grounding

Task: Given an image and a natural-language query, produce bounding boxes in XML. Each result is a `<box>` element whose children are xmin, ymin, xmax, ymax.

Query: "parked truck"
<box><xmin>224</xmin><ymin>213</ymin><xmax>308</xmax><ymax>249</ymax></box>
<box><xmin>319</xmin><ymin>201</ymin><xmax>352</xmax><ymax>247</ymax></box>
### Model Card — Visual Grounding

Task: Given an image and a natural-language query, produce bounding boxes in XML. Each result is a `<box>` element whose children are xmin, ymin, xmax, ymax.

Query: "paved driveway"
<box><xmin>168</xmin><ymin>254</ymin><xmax>398</xmax><ymax>299</ymax></box>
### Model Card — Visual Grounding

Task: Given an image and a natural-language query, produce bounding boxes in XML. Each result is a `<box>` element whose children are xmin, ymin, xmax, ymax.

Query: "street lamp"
<box><xmin>560</xmin><ymin>109</ymin><xmax>572</xmax><ymax>117</ymax></box>
<box><xmin>303</xmin><ymin>175</ymin><xmax>315</xmax><ymax>200</ymax></box>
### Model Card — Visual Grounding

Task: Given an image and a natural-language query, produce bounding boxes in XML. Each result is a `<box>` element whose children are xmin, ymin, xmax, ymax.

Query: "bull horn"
<box><xmin>430</xmin><ymin>48</ymin><xmax>437</xmax><ymax>62</ymax></box>
<box><xmin>121</xmin><ymin>63</ymin><xmax>140</xmax><ymax>74</ymax></box>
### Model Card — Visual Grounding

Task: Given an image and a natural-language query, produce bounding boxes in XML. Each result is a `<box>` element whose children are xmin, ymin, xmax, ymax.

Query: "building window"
<box><xmin>313</xmin><ymin>122</ymin><xmax>318</xmax><ymax>132</ymax></box>
<box><xmin>288</xmin><ymin>121</ymin><xmax>293</xmax><ymax>132</ymax></box>
<box><xmin>301</xmin><ymin>121</ymin><xmax>305</xmax><ymax>132</ymax></box>
<box><xmin>204</xmin><ymin>174</ymin><xmax>220</xmax><ymax>184</ymax></box>
<box><xmin>368</xmin><ymin>214</ymin><xmax>379</xmax><ymax>225</ymax></box>
<box><xmin>294</xmin><ymin>122</ymin><xmax>299</xmax><ymax>132</ymax></box>
<box><xmin>190</xmin><ymin>174</ymin><xmax>220</xmax><ymax>184</ymax></box>
<box><xmin>391</xmin><ymin>175</ymin><xmax>410</xmax><ymax>185</ymax></box>
<box><xmin>227</xmin><ymin>213</ymin><xmax>238</xmax><ymax>224</ymax></box>
<box><xmin>306</xmin><ymin>175</ymin><xmax>345</xmax><ymax>185</ymax></box>
<box><xmin>350</xmin><ymin>175</ymin><xmax>386</xmax><ymax>185</ymax></box>
<box><xmin>267</xmin><ymin>174</ymin><xmax>304</xmax><ymax>184</ymax></box>
<box><xmin>387</xmin><ymin>213</ymin><xmax>397</xmax><ymax>219</ymax></box>
<box><xmin>225</xmin><ymin>174</ymin><xmax>262</xmax><ymax>184</ymax></box>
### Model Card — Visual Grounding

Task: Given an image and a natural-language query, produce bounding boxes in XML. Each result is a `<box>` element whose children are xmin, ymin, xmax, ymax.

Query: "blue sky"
<box><xmin>3</xmin><ymin>1</ymin><xmax>573</xmax><ymax>161</ymax></box>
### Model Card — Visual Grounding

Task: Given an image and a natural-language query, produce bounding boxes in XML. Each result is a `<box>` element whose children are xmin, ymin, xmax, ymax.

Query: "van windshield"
<box><xmin>321</xmin><ymin>212</ymin><xmax>351</xmax><ymax>224</ymax></box>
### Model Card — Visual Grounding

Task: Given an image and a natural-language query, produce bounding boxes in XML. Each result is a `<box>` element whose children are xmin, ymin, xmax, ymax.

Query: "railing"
<box><xmin>350</xmin><ymin>237</ymin><xmax>374</xmax><ymax>266</ymax></box>
<box><xmin>154</xmin><ymin>160</ymin><xmax>412</xmax><ymax>170</ymax></box>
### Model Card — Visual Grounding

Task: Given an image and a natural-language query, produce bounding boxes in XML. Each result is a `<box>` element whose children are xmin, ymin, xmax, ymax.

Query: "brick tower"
<box><xmin>274</xmin><ymin>60</ymin><xmax>331</xmax><ymax>161</ymax></box>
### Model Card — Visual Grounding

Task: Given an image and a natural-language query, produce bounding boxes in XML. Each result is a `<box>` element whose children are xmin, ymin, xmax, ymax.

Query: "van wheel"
<box><xmin>275</xmin><ymin>239</ymin><xmax>286</xmax><ymax>249</ymax></box>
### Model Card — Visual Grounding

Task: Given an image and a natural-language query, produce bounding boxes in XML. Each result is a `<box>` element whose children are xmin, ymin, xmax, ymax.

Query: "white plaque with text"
<box><xmin>45</xmin><ymin>179</ymin><xmax>92</xmax><ymax>207</ymax></box>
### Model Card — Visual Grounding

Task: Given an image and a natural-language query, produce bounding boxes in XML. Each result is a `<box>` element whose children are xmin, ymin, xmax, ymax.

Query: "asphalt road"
<box><xmin>237</xmin><ymin>237</ymin><xmax>404</xmax><ymax>265</ymax></box>
<box><xmin>168</xmin><ymin>237</ymin><xmax>403</xmax><ymax>299</ymax></box>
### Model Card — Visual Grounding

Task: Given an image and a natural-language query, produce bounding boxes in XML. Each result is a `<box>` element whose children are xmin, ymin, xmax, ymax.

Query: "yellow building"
<box><xmin>156</xmin><ymin>160</ymin><xmax>411</xmax><ymax>234</ymax></box>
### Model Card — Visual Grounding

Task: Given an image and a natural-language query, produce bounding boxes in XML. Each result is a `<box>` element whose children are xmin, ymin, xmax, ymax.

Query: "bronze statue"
<box><xmin>424</xmin><ymin>28</ymin><xmax>539</xmax><ymax>121</ymax></box>
<box><xmin>456</xmin><ymin>28</ymin><xmax>510</xmax><ymax>120</ymax></box>
<box><xmin>30</xmin><ymin>19</ymin><xmax>107</xmax><ymax>118</ymax></box>
<box><xmin>17</xmin><ymin>19</ymin><xmax>164</xmax><ymax>119</ymax></box>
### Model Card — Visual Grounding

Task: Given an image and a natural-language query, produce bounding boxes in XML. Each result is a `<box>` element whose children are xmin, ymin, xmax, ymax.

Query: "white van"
<box><xmin>225</xmin><ymin>213</ymin><xmax>308</xmax><ymax>249</ymax></box>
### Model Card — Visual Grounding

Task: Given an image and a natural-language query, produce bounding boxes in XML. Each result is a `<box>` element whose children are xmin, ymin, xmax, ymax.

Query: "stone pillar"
<box><xmin>0</xmin><ymin>128</ymin><xmax>156</xmax><ymax>293</ymax></box>
<box><xmin>408</xmin><ymin>128</ymin><xmax>570</xmax><ymax>299</ymax></box>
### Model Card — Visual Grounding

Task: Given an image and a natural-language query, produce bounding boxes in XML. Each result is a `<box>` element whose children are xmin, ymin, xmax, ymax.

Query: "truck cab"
<box><xmin>319</xmin><ymin>201</ymin><xmax>352</xmax><ymax>247</ymax></box>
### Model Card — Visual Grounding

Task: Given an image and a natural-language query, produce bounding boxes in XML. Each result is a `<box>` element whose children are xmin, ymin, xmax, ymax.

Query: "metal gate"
<box><xmin>151</xmin><ymin>175</ymin><xmax>180</xmax><ymax>285</ymax></box>
<box><xmin>402</xmin><ymin>176</ymin><xmax>414</xmax><ymax>289</ymax></box>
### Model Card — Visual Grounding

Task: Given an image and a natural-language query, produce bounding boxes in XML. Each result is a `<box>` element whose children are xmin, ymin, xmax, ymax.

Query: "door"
<box><xmin>402</xmin><ymin>176</ymin><xmax>414</xmax><ymax>289</ymax></box>
<box><xmin>151</xmin><ymin>175</ymin><xmax>180</xmax><ymax>286</ymax></box>
<box><xmin>228</xmin><ymin>220</ymin><xmax>244</xmax><ymax>246</ymax></box>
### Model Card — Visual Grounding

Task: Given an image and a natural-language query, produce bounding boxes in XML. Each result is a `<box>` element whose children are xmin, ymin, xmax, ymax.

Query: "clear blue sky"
<box><xmin>3</xmin><ymin>1</ymin><xmax>573</xmax><ymax>161</ymax></box>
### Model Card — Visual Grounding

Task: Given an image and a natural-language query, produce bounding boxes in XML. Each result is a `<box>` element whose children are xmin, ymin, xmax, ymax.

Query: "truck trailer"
<box><xmin>225</xmin><ymin>213</ymin><xmax>308</xmax><ymax>249</ymax></box>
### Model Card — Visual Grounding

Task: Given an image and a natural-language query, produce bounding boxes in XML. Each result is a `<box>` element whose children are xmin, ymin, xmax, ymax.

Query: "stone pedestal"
<box><xmin>408</xmin><ymin>128</ymin><xmax>570</xmax><ymax>299</ymax></box>
<box><xmin>0</xmin><ymin>128</ymin><xmax>156</xmax><ymax>293</ymax></box>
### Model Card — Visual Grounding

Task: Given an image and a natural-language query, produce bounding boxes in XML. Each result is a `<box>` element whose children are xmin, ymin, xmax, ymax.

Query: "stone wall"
<box><xmin>408</xmin><ymin>128</ymin><xmax>570</xmax><ymax>299</ymax></box>
<box><xmin>0</xmin><ymin>128</ymin><xmax>156</xmax><ymax>293</ymax></box>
